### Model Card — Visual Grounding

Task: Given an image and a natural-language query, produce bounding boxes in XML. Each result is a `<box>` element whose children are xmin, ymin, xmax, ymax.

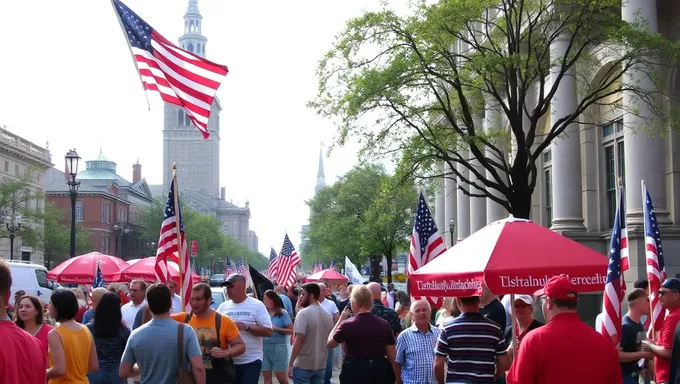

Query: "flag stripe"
<box><xmin>643</xmin><ymin>184</ymin><xmax>666</xmax><ymax>337</ymax></box>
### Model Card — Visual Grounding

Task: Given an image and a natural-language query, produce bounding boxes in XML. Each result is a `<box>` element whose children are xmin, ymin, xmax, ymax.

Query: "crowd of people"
<box><xmin>6</xmin><ymin>257</ymin><xmax>680</xmax><ymax>384</ymax></box>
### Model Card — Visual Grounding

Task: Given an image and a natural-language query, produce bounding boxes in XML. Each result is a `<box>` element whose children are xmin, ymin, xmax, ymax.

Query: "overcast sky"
<box><xmin>0</xmin><ymin>0</ymin><xmax>397</xmax><ymax>255</ymax></box>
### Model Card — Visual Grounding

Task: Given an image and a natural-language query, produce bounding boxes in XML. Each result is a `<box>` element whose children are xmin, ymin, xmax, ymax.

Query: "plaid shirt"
<box><xmin>396</xmin><ymin>323</ymin><xmax>441</xmax><ymax>384</ymax></box>
<box><xmin>371</xmin><ymin>300</ymin><xmax>402</xmax><ymax>336</ymax></box>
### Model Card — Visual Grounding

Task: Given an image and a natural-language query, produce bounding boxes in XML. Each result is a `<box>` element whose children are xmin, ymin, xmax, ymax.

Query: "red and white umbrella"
<box><xmin>409</xmin><ymin>217</ymin><xmax>609</xmax><ymax>297</ymax></box>
<box><xmin>305</xmin><ymin>269</ymin><xmax>348</xmax><ymax>284</ymax></box>
<box><xmin>120</xmin><ymin>257</ymin><xmax>201</xmax><ymax>284</ymax></box>
<box><xmin>47</xmin><ymin>252</ymin><xmax>129</xmax><ymax>284</ymax></box>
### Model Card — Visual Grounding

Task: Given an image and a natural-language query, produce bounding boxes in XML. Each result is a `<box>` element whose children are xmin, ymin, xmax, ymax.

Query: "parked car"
<box><xmin>211</xmin><ymin>287</ymin><xmax>226</xmax><ymax>309</ymax></box>
<box><xmin>209</xmin><ymin>273</ymin><xmax>225</xmax><ymax>287</ymax></box>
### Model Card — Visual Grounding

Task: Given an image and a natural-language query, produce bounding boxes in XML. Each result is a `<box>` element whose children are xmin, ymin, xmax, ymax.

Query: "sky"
<box><xmin>0</xmin><ymin>0</ymin><xmax>396</xmax><ymax>256</ymax></box>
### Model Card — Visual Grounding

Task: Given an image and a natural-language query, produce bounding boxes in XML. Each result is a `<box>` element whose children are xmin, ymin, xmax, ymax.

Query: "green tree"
<box><xmin>0</xmin><ymin>170</ymin><xmax>44</xmax><ymax>250</ymax></box>
<box><xmin>311</xmin><ymin>0</ymin><xmax>680</xmax><ymax>218</ymax></box>
<box><xmin>39</xmin><ymin>202</ymin><xmax>93</xmax><ymax>269</ymax></box>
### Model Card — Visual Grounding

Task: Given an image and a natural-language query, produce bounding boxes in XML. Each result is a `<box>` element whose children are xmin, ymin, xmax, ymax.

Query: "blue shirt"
<box><xmin>82</xmin><ymin>309</ymin><xmax>94</xmax><ymax>325</ymax></box>
<box><xmin>396</xmin><ymin>323</ymin><xmax>441</xmax><ymax>384</ymax></box>
<box><xmin>279</xmin><ymin>294</ymin><xmax>294</xmax><ymax>318</ymax></box>
<box><xmin>263</xmin><ymin>310</ymin><xmax>292</xmax><ymax>345</ymax></box>
<box><xmin>121</xmin><ymin>317</ymin><xmax>201</xmax><ymax>384</ymax></box>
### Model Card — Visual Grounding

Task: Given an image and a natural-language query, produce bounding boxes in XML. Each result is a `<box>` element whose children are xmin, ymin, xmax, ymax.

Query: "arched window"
<box><xmin>188</xmin><ymin>43</ymin><xmax>194</xmax><ymax>53</ymax></box>
<box><xmin>189</xmin><ymin>21</ymin><xmax>194</xmax><ymax>33</ymax></box>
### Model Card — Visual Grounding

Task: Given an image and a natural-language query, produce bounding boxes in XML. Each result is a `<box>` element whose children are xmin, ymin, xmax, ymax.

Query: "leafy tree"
<box><xmin>0</xmin><ymin>170</ymin><xmax>44</xmax><ymax>250</ymax></box>
<box><xmin>39</xmin><ymin>202</ymin><xmax>92</xmax><ymax>269</ymax></box>
<box><xmin>311</xmin><ymin>0</ymin><xmax>680</xmax><ymax>218</ymax></box>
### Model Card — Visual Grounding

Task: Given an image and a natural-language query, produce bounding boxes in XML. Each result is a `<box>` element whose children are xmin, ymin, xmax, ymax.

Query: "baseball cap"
<box><xmin>661</xmin><ymin>278</ymin><xmax>680</xmax><ymax>292</ymax></box>
<box><xmin>533</xmin><ymin>274</ymin><xmax>578</xmax><ymax>301</ymax></box>
<box><xmin>221</xmin><ymin>273</ymin><xmax>246</xmax><ymax>287</ymax></box>
<box><xmin>514</xmin><ymin>295</ymin><xmax>534</xmax><ymax>306</ymax></box>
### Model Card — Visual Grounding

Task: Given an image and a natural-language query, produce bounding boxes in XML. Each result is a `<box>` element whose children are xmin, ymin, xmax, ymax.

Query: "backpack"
<box><xmin>184</xmin><ymin>312</ymin><xmax>236</xmax><ymax>384</ymax></box>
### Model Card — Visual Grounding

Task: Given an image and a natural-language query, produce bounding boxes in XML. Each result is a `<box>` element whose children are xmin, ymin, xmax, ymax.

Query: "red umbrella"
<box><xmin>120</xmin><ymin>257</ymin><xmax>201</xmax><ymax>284</ymax></box>
<box><xmin>305</xmin><ymin>269</ymin><xmax>349</xmax><ymax>284</ymax></box>
<box><xmin>409</xmin><ymin>217</ymin><xmax>609</xmax><ymax>297</ymax></box>
<box><xmin>47</xmin><ymin>252</ymin><xmax>129</xmax><ymax>284</ymax></box>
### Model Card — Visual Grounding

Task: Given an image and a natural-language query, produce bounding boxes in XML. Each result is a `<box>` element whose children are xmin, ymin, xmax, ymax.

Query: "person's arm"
<box><xmin>643</xmin><ymin>319</ymin><xmax>676</xmax><ymax>359</ymax></box>
<box><xmin>394</xmin><ymin>334</ymin><xmax>406</xmax><ymax>384</ymax></box>
<box><xmin>241</xmin><ymin>303</ymin><xmax>273</xmax><ymax>337</ymax></box>
<box><xmin>87</xmin><ymin>333</ymin><xmax>99</xmax><ymax>373</ymax></box>
<box><xmin>46</xmin><ymin>330</ymin><xmax>66</xmax><ymax>379</ymax></box>
<box><xmin>288</xmin><ymin>311</ymin><xmax>308</xmax><ymax>377</ymax></box>
<box><xmin>185</xmin><ymin>325</ymin><xmax>206</xmax><ymax>384</ymax></box>
<box><xmin>327</xmin><ymin>307</ymin><xmax>351</xmax><ymax>348</ymax></box>
<box><xmin>434</xmin><ymin>355</ymin><xmax>446</xmax><ymax>384</ymax></box>
<box><xmin>119</xmin><ymin>334</ymin><xmax>139</xmax><ymax>378</ymax></box>
<box><xmin>212</xmin><ymin>317</ymin><xmax>246</xmax><ymax>359</ymax></box>
<box><xmin>274</xmin><ymin>312</ymin><xmax>294</xmax><ymax>335</ymax></box>
<box><xmin>494</xmin><ymin>331</ymin><xmax>510</xmax><ymax>376</ymax></box>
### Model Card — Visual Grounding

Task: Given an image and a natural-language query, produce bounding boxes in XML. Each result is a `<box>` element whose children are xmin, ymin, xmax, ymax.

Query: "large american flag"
<box><xmin>600</xmin><ymin>186</ymin><xmax>628</xmax><ymax>344</ymax></box>
<box><xmin>154</xmin><ymin>179</ymin><xmax>190</xmax><ymax>308</ymax></box>
<box><xmin>644</xmin><ymin>183</ymin><xmax>666</xmax><ymax>336</ymax></box>
<box><xmin>277</xmin><ymin>234</ymin><xmax>300</xmax><ymax>289</ymax></box>
<box><xmin>267</xmin><ymin>247</ymin><xmax>279</xmax><ymax>281</ymax></box>
<box><xmin>112</xmin><ymin>0</ymin><xmax>228</xmax><ymax>139</ymax></box>
<box><xmin>408</xmin><ymin>192</ymin><xmax>447</xmax><ymax>308</ymax></box>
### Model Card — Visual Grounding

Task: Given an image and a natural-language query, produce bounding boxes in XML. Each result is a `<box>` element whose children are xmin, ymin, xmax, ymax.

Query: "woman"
<box><xmin>47</xmin><ymin>289</ymin><xmax>98</xmax><ymax>384</ymax></box>
<box><xmin>87</xmin><ymin>292</ymin><xmax>130</xmax><ymax>384</ymax></box>
<box><xmin>328</xmin><ymin>285</ymin><xmax>396</xmax><ymax>384</ymax></box>
<box><xmin>435</xmin><ymin>297</ymin><xmax>459</xmax><ymax>327</ymax></box>
<box><xmin>15</xmin><ymin>295</ymin><xmax>52</xmax><ymax>356</ymax></box>
<box><xmin>262</xmin><ymin>290</ymin><xmax>293</xmax><ymax>384</ymax></box>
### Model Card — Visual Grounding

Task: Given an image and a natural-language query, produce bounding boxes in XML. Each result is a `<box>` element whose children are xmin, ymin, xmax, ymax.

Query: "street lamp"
<box><xmin>5</xmin><ymin>215</ymin><xmax>22</xmax><ymax>260</ymax></box>
<box><xmin>114</xmin><ymin>222</ymin><xmax>132</xmax><ymax>258</ymax></box>
<box><xmin>65</xmin><ymin>149</ymin><xmax>81</xmax><ymax>258</ymax></box>
<box><xmin>448</xmin><ymin>219</ymin><xmax>456</xmax><ymax>246</ymax></box>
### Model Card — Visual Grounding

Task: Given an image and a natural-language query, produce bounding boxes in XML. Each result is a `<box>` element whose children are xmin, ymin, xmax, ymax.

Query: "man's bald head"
<box><xmin>367</xmin><ymin>282</ymin><xmax>382</xmax><ymax>300</ymax></box>
<box><xmin>91</xmin><ymin>287</ymin><xmax>108</xmax><ymax>308</ymax></box>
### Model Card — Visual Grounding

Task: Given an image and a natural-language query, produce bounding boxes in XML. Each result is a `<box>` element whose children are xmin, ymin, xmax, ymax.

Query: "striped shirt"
<box><xmin>435</xmin><ymin>312</ymin><xmax>507</xmax><ymax>383</ymax></box>
<box><xmin>396</xmin><ymin>323</ymin><xmax>441</xmax><ymax>384</ymax></box>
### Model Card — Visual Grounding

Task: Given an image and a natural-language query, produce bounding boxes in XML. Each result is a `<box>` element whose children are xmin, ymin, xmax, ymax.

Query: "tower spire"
<box><xmin>315</xmin><ymin>145</ymin><xmax>327</xmax><ymax>196</ymax></box>
<box><xmin>178</xmin><ymin>0</ymin><xmax>207</xmax><ymax>58</ymax></box>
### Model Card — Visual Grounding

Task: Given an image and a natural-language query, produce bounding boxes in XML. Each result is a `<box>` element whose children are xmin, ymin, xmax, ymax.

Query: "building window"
<box><xmin>4</xmin><ymin>161</ymin><xmax>8</xmax><ymax>172</ymax></box>
<box><xmin>101</xmin><ymin>202</ymin><xmax>111</xmax><ymax>224</ymax></box>
<box><xmin>602</xmin><ymin>118</ymin><xmax>625</xmax><ymax>228</ymax></box>
<box><xmin>101</xmin><ymin>233</ymin><xmax>111</xmax><ymax>254</ymax></box>
<box><xmin>14</xmin><ymin>164</ymin><xmax>19</xmax><ymax>175</ymax></box>
<box><xmin>75</xmin><ymin>201</ymin><xmax>84</xmax><ymax>223</ymax></box>
<box><xmin>542</xmin><ymin>150</ymin><xmax>553</xmax><ymax>227</ymax></box>
<box><xmin>177</xmin><ymin>110</ymin><xmax>183</xmax><ymax>127</ymax></box>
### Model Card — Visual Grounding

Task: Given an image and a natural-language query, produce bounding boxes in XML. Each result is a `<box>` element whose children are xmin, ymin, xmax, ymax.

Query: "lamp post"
<box><xmin>5</xmin><ymin>215</ymin><xmax>22</xmax><ymax>260</ymax></box>
<box><xmin>65</xmin><ymin>149</ymin><xmax>81</xmax><ymax>258</ymax></box>
<box><xmin>448</xmin><ymin>219</ymin><xmax>456</xmax><ymax>246</ymax></box>
<box><xmin>113</xmin><ymin>222</ymin><xmax>131</xmax><ymax>258</ymax></box>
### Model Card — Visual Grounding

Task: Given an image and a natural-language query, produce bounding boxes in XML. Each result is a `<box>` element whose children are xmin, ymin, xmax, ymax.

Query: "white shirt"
<box><xmin>170</xmin><ymin>294</ymin><xmax>189</xmax><ymax>314</ymax></box>
<box><xmin>319</xmin><ymin>298</ymin><xmax>339</xmax><ymax>320</ymax></box>
<box><xmin>121</xmin><ymin>300</ymin><xmax>145</xmax><ymax>330</ymax></box>
<box><xmin>217</xmin><ymin>297</ymin><xmax>272</xmax><ymax>364</ymax></box>
<box><xmin>387</xmin><ymin>291</ymin><xmax>395</xmax><ymax>309</ymax></box>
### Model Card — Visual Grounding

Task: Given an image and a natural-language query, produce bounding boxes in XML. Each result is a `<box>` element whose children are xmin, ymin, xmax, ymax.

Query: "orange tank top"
<box><xmin>48</xmin><ymin>324</ymin><xmax>92</xmax><ymax>384</ymax></box>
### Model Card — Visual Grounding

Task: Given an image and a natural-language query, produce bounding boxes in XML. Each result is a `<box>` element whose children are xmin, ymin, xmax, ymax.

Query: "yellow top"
<box><xmin>48</xmin><ymin>323</ymin><xmax>92</xmax><ymax>384</ymax></box>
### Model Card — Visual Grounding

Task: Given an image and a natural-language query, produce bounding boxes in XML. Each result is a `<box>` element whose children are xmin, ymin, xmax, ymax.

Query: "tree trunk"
<box><xmin>386</xmin><ymin>256</ymin><xmax>393</xmax><ymax>284</ymax></box>
<box><xmin>509</xmin><ymin>191</ymin><xmax>532</xmax><ymax>220</ymax></box>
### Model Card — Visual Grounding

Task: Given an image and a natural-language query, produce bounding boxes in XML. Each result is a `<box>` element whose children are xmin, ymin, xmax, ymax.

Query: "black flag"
<box><xmin>248</xmin><ymin>264</ymin><xmax>274</xmax><ymax>300</ymax></box>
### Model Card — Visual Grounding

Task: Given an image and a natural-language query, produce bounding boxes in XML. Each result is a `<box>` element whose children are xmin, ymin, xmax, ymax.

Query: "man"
<box><xmin>82</xmin><ymin>287</ymin><xmax>108</xmax><ymax>325</ymax></box>
<box><xmin>506</xmin><ymin>295</ymin><xmax>543</xmax><ymax>359</ymax></box>
<box><xmin>395</xmin><ymin>299</ymin><xmax>441</xmax><ymax>384</ymax></box>
<box><xmin>434</xmin><ymin>295</ymin><xmax>509</xmax><ymax>384</ymax></box>
<box><xmin>506</xmin><ymin>275</ymin><xmax>621</xmax><ymax>384</ymax></box>
<box><xmin>9</xmin><ymin>289</ymin><xmax>25</xmax><ymax>319</ymax></box>
<box><xmin>120</xmin><ymin>283</ymin><xmax>205</xmax><ymax>384</ymax></box>
<box><xmin>367</xmin><ymin>282</ymin><xmax>402</xmax><ymax>336</ymax></box>
<box><xmin>275</xmin><ymin>285</ymin><xmax>294</xmax><ymax>319</ymax></box>
<box><xmin>642</xmin><ymin>278</ymin><xmax>680</xmax><ymax>384</ymax></box>
<box><xmin>481</xmin><ymin>285</ymin><xmax>507</xmax><ymax>333</ymax></box>
<box><xmin>217</xmin><ymin>274</ymin><xmax>273</xmax><ymax>383</ymax></box>
<box><xmin>317</xmin><ymin>282</ymin><xmax>339</xmax><ymax>384</ymax></box>
<box><xmin>288</xmin><ymin>283</ymin><xmax>334</xmax><ymax>383</ymax></box>
<box><xmin>0</xmin><ymin>260</ymin><xmax>46</xmax><ymax>384</ymax></box>
<box><xmin>619</xmin><ymin>288</ymin><xmax>652</xmax><ymax>384</ymax></box>
<box><xmin>168</xmin><ymin>279</ymin><xmax>187</xmax><ymax>314</ymax></box>
<box><xmin>172</xmin><ymin>283</ymin><xmax>246</xmax><ymax>384</ymax></box>
<box><xmin>122</xmin><ymin>280</ymin><xmax>147</xmax><ymax>330</ymax></box>
<box><xmin>386</xmin><ymin>283</ymin><xmax>395</xmax><ymax>309</ymax></box>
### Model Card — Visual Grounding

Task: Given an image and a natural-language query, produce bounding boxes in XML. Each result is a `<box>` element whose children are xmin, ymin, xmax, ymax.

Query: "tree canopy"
<box><xmin>303</xmin><ymin>164</ymin><xmax>416</xmax><ymax>283</ymax></box>
<box><xmin>39</xmin><ymin>202</ymin><xmax>93</xmax><ymax>269</ymax></box>
<box><xmin>311</xmin><ymin>0</ymin><xmax>680</xmax><ymax>218</ymax></box>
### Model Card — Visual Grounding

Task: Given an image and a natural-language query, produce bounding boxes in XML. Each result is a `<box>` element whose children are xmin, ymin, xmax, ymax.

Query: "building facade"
<box><xmin>433</xmin><ymin>1</ymin><xmax>680</xmax><ymax>299</ymax></box>
<box><xmin>0</xmin><ymin>127</ymin><xmax>52</xmax><ymax>263</ymax></box>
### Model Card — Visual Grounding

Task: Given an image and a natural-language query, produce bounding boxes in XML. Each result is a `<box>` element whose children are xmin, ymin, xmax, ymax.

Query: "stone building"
<box><xmin>150</xmin><ymin>0</ymin><xmax>256</xmax><ymax>251</ymax></box>
<box><xmin>0</xmin><ymin>127</ymin><xmax>52</xmax><ymax>263</ymax></box>
<box><xmin>301</xmin><ymin>147</ymin><xmax>327</xmax><ymax>252</ymax></box>
<box><xmin>433</xmin><ymin>1</ymin><xmax>680</xmax><ymax>295</ymax></box>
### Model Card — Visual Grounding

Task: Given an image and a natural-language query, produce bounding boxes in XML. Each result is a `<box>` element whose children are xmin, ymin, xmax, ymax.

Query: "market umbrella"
<box><xmin>47</xmin><ymin>252</ymin><xmax>129</xmax><ymax>284</ymax></box>
<box><xmin>409</xmin><ymin>217</ymin><xmax>609</xmax><ymax>297</ymax></box>
<box><xmin>305</xmin><ymin>269</ymin><xmax>349</xmax><ymax>285</ymax></box>
<box><xmin>126</xmin><ymin>259</ymin><xmax>141</xmax><ymax>265</ymax></box>
<box><xmin>119</xmin><ymin>257</ymin><xmax>201</xmax><ymax>284</ymax></box>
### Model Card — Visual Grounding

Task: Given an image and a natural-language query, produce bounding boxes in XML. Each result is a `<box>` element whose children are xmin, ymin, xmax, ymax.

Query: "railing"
<box><xmin>0</xmin><ymin>127</ymin><xmax>52</xmax><ymax>163</ymax></box>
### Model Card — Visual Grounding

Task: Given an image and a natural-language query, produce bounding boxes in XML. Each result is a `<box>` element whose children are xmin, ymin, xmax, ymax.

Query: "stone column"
<box><xmin>457</xmin><ymin>150</ymin><xmax>471</xmax><ymax>240</ymax></box>
<box><xmin>469</xmin><ymin>115</ymin><xmax>487</xmax><ymax>233</ymax></box>
<box><xmin>623</xmin><ymin>0</ymin><xmax>667</xmax><ymax>223</ymax></box>
<box><xmin>485</xmin><ymin>97</ymin><xmax>507</xmax><ymax>223</ymax></box>
<box><xmin>435</xmin><ymin>163</ymin><xmax>446</xmax><ymax>234</ymax></box>
<box><xmin>444</xmin><ymin>162</ymin><xmax>457</xmax><ymax>247</ymax></box>
<box><xmin>549</xmin><ymin>35</ymin><xmax>585</xmax><ymax>231</ymax></box>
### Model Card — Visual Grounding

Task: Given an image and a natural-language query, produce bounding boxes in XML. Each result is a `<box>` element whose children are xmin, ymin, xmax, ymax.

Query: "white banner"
<box><xmin>344</xmin><ymin>257</ymin><xmax>363</xmax><ymax>285</ymax></box>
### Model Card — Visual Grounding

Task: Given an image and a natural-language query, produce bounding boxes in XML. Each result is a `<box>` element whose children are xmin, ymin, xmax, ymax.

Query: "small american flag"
<box><xmin>600</xmin><ymin>186</ymin><xmax>628</xmax><ymax>344</ymax></box>
<box><xmin>236</xmin><ymin>258</ymin><xmax>248</xmax><ymax>275</ymax></box>
<box><xmin>312</xmin><ymin>261</ymin><xmax>323</xmax><ymax>275</ymax></box>
<box><xmin>93</xmin><ymin>261</ymin><xmax>105</xmax><ymax>288</ymax></box>
<box><xmin>329</xmin><ymin>259</ymin><xmax>337</xmax><ymax>271</ymax></box>
<box><xmin>408</xmin><ymin>192</ymin><xmax>447</xmax><ymax>308</ymax></box>
<box><xmin>154</xmin><ymin>179</ymin><xmax>190</xmax><ymax>308</ymax></box>
<box><xmin>224</xmin><ymin>257</ymin><xmax>232</xmax><ymax>276</ymax></box>
<box><xmin>644</xmin><ymin>182</ymin><xmax>666</xmax><ymax>336</ymax></box>
<box><xmin>267</xmin><ymin>247</ymin><xmax>279</xmax><ymax>281</ymax></box>
<box><xmin>277</xmin><ymin>234</ymin><xmax>300</xmax><ymax>289</ymax></box>
<box><xmin>112</xmin><ymin>0</ymin><xmax>228</xmax><ymax>139</ymax></box>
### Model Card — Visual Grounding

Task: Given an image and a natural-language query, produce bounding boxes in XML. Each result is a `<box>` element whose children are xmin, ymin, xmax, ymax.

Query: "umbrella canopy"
<box><xmin>47</xmin><ymin>252</ymin><xmax>129</xmax><ymax>284</ymax></box>
<box><xmin>305</xmin><ymin>269</ymin><xmax>348</xmax><ymax>284</ymax></box>
<box><xmin>409</xmin><ymin>217</ymin><xmax>609</xmax><ymax>297</ymax></box>
<box><xmin>126</xmin><ymin>259</ymin><xmax>141</xmax><ymax>265</ymax></box>
<box><xmin>120</xmin><ymin>257</ymin><xmax>201</xmax><ymax>284</ymax></box>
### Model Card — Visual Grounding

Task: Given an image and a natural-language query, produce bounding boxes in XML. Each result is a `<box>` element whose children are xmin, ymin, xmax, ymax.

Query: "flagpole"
<box><xmin>109</xmin><ymin>0</ymin><xmax>151</xmax><ymax>110</ymax></box>
<box><xmin>172</xmin><ymin>163</ymin><xmax>185</xmax><ymax>309</ymax></box>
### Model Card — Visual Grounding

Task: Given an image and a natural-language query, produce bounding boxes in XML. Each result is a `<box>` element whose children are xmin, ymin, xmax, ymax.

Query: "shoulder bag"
<box><xmin>177</xmin><ymin>322</ymin><xmax>196</xmax><ymax>384</ymax></box>
<box><xmin>184</xmin><ymin>312</ymin><xmax>236</xmax><ymax>383</ymax></box>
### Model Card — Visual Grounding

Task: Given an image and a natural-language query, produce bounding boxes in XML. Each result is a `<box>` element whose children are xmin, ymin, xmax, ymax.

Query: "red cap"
<box><xmin>533</xmin><ymin>275</ymin><xmax>578</xmax><ymax>301</ymax></box>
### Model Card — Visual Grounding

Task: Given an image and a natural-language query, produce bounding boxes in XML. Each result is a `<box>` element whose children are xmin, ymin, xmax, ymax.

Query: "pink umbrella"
<box><xmin>119</xmin><ymin>257</ymin><xmax>200</xmax><ymax>284</ymax></box>
<box><xmin>305</xmin><ymin>269</ymin><xmax>348</xmax><ymax>284</ymax></box>
<box><xmin>47</xmin><ymin>252</ymin><xmax>129</xmax><ymax>284</ymax></box>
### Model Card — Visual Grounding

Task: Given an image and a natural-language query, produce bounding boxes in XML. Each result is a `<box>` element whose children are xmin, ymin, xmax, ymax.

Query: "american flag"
<box><xmin>329</xmin><ymin>259</ymin><xmax>337</xmax><ymax>271</ymax></box>
<box><xmin>644</xmin><ymin>183</ymin><xmax>666</xmax><ymax>336</ymax></box>
<box><xmin>112</xmin><ymin>0</ymin><xmax>228</xmax><ymax>139</ymax></box>
<box><xmin>236</xmin><ymin>258</ymin><xmax>248</xmax><ymax>275</ymax></box>
<box><xmin>408</xmin><ymin>192</ymin><xmax>447</xmax><ymax>308</ymax></box>
<box><xmin>277</xmin><ymin>234</ymin><xmax>300</xmax><ymax>289</ymax></box>
<box><xmin>600</xmin><ymin>186</ymin><xmax>628</xmax><ymax>344</ymax></box>
<box><xmin>93</xmin><ymin>261</ymin><xmax>105</xmax><ymax>288</ymax></box>
<box><xmin>154</xmin><ymin>179</ymin><xmax>190</xmax><ymax>308</ymax></box>
<box><xmin>267</xmin><ymin>247</ymin><xmax>279</xmax><ymax>281</ymax></box>
<box><xmin>312</xmin><ymin>261</ymin><xmax>323</xmax><ymax>275</ymax></box>
<box><xmin>224</xmin><ymin>257</ymin><xmax>233</xmax><ymax>276</ymax></box>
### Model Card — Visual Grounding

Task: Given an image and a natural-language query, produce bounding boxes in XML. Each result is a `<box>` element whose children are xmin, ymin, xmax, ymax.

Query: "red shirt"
<box><xmin>655</xmin><ymin>307</ymin><xmax>680</xmax><ymax>383</ymax></box>
<box><xmin>506</xmin><ymin>312</ymin><xmax>622</xmax><ymax>384</ymax></box>
<box><xmin>34</xmin><ymin>323</ymin><xmax>53</xmax><ymax>357</ymax></box>
<box><xmin>0</xmin><ymin>320</ymin><xmax>47</xmax><ymax>384</ymax></box>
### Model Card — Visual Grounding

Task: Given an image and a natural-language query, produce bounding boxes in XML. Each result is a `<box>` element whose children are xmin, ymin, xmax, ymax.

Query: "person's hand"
<box><xmin>641</xmin><ymin>340</ymin><xmax>654</xmax><ymax>352</ymax></box>
<box><xmin>287</xmin><ymin>366</ymin><xmax>294</xmax><ymax>379</ymax></box>
<box><xmin>640</xmin><ymin>350</ymin><xmax>654</xmax><ymax>359</ymax></box>
<box><xmin>209</xmin><ymin>347</ymin><xmax>229</xmax><ymax>359</ymax></box>
<box><xmin>340</xmin><ymin>308</ymin><xmax>351</xmax><ymax>321</ymax></box>
<box><xmin>234</xmin><ymin>321</ymin><xmax>247</xmax><ymax>331</ymax></box>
